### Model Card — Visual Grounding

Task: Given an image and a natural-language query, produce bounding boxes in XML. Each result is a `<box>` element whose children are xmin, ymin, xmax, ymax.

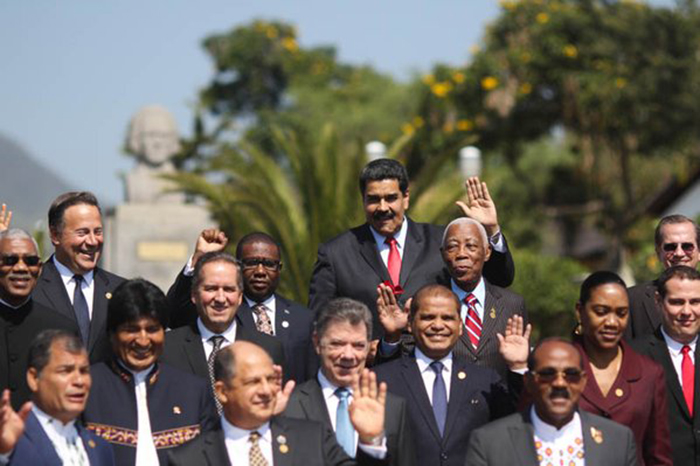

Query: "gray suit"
<box><xmin>625</xmin><ymin>281</ymin><xmax>662</xmax><ymax>341</ymax></box>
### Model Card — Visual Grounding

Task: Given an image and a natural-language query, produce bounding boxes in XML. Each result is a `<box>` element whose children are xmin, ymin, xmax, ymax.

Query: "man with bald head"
<box><xmin>167</xmin><ymin>341</ymin><xmax>389</xmax><ymax>466</ymax></box>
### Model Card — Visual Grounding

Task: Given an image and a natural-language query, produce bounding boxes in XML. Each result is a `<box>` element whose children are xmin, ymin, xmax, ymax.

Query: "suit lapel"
<box><xmin>271</xmin><ymin>417</ymin><xmax>293</xmax><ymax>466</ymax></box>
<box><xmin>476</xmin><ymin>282</ymin><xmax>500</xmax><ymax>356</ymax></box>
<box><xmin>507</xmin><ymin>412</ymin><xmax>539</xmax><ymax>466</ymax></box>
<box><xmin>88</xmin><ymin>269</ymin><xmax>110</xmax><ymax>352</ymax></box>
<box><xmin>649</xmin><ymin>330</ymin><xmax>690</xmax><ymax>418</ymax></box>
<box><xmin>77</xmin><ymin>424</ymin><xmax>101</xmax><ymax>465</ymax></box>
<box><xmin>202</xmin><ymin>430</ymin><xmax>231</xmax><ymax>466</ymax></box>
<box><xmin>237</xmin><ymin>301</ymin><xmax>258</xmax><ymax>330</ymax></box>
<box><xmin>299</xmin><ymin>379</ymin><xmax>333</xmax><ymax>428</ymax></box>
<box><xmin>24</xmin><ymin>412</ymin><xmax>63</xmax><ymax>465</ymax></box>
<box><xmin>443</xmin><ymin>358</ymin><xmax>469</xmax><ymax>444</ymax></box>
<box><xmin>641</xmin><ymin>284</ymin><xmax>662</xmax><ymax>333</ymax></box>
<box><xmin>37</xmin><ymin>259</ymin><xmax>74</xmax><ymax>321</ymax></box>
<box><xmin>399</xmin><ymin>219</ymin><xmax>423</xmax><ymax>287</ymax></box>
<box><xmin>580</xmin><ymin>411</ymin><xmax>606</xmax><ymax>465</ymax></box>
<box><xmin>183</xmin><ymin>324</ymin><xmax>209</xmax><ymax>379</ymax></box>
<box><xmin>357</xmin><ymin>224</ymin><xmax>391</xmax><ymax>283</ymax></box>
<box><xmin>274</xmin><ymin>295</ymin><xmax>293</xmax><ymax>339</ymax></box>
<box><xmin>401</xmin><ymin>356</ymin><xmax>443</xmax><ymax>442</ymax></box>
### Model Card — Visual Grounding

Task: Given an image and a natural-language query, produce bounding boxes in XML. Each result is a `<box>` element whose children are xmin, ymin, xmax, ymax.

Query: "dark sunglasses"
<box><xmin>662</xmin><ymin>242</ymin><xmax>696</xmax><ymax>253</ymax></box>
<box><xmin>241</xmin><ymin>258</ymin><xmax>281</xmax><ymax>271</ymax></box>
<box><xmin>0</xmin><ymin>254</ymin><xmax>41</xmax><ymax>267</ymax></box>
<box><xmin>531</xmin><ymin>368</ymin><xmax>584</xmax><ymax>384</ymax></box>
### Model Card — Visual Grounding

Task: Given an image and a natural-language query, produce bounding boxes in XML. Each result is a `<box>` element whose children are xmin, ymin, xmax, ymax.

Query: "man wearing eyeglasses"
<box><xmin>0</xmin><ymin>229</ymin><xmax>79</xmax><ymax>410</ymax></box>
<box><xmin>626</xmin><ymin>214</ymin><xmax>700</xmax><ymax>340</ymax></box>
<box><xmin>464</xmin><ymin>338</ymin><xmax>638</xmax><ymax>466</ymax></box>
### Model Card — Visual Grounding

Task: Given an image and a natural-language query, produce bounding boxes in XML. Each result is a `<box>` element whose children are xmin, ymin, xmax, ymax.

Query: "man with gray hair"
<box><xmin>0</xmin><ymin>229</ymin><xmax>78</xmax><ymax>410</ymax></box>
<box><xmin>284</xmin><ymin>298</ymin><xmax>415</xmax><ymax>466</ymax></box>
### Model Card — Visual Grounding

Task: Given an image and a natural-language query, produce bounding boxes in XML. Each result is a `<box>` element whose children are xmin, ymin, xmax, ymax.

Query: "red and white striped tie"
<box><xmin>464</xmin><ymin>293</ymin><xmax>481</xmax><ymax>348</ymax></box>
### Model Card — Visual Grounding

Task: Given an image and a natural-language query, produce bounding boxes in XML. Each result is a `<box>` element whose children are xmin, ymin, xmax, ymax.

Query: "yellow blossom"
<box><xmin>481</xmin><ymin>76</ymin><xmax>499</xmax><ymax>91</ymax></box>
<box><xmin>401</xmin><ymin>123</ymin><xmax>415</xmax><ymax>135</ymax></box>
<box><xmin>443</xmin><ymin>122</ymin><xmax>455</xmax><ymax>134</ymax></box>
<box><xmin>266</xmin><ymin>26</ymin><xmax>278</xmax><ymax>39</ymax></box>
<box><xmin>646</xmin><ymin>255</ymin><xmax>658</xmax><ymax>271</ymax></box>
<box><xmin>431</xmin><ymin>82</ymin><xmax>453</xmax><ymax>98</ymax></box>
<box><xmin>500</xmin><ymin>0</ymin><xmax>517</xmax><ymax>11</ymax></box>
<box><xmin>456</xmin><ymin>119</ymin><xmax>474</xmax><ymax>131</ymax></box>
<box><xmin>422</xmin><ymin>74</ymin><xmax>436</xmax><ymax>86</ymax></box>
<box><xmin>281</xmin><ymin>37</ymin><xmax>298</xmax><ymax>53</ymax></box>
<box><xmin>452</xmin><ymin>72</ymin><xmax>466</xmax><ymax>84</ymax></box>
<box><xmin>536</xmin><ymin>12</ymin><xmax>550</xmax><ymax>24</ymax></box>
<box><xmin>413</xmin><ymin>116</ymin><xmax>425</xmax><ymax>128</ymax></box>
<box><xmin>519</xmin><ymin>83</ymin><xmax>533</xmax><ymax>95</ymax></box>
<box><xmin>563</xmin><ymin>45</ymin><xmax>578</xmax><ymax>58</ymax></box>
<box><xmin>615</xmin><ymin>78</ymin><xmax>628</xmax><ymax>89</ymax></box>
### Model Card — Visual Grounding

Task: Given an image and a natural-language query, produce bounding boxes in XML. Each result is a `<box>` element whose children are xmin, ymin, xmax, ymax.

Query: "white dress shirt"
<box><xmin>245</xmin><ymin>294</ymin><xmax>277</xmax><ymax>334</ymax></box>
<box><xmin>414</xmin><ymin>348</ymin><xmax>453</xmax><ymax>404</ymax></box>
<box><xmin>198</xmin><ymin>318</ymin><xmax>238</xmax><ymax>360</ymax></box>
<box><xmin>126</xmin><ymin>365</ymin><xmax>160</xmax><ymax>466</ymax></box>
<box><xmin>53</xmin><ymin>256</ymin><xmax>95</xmax><ymax>319</ymax></box>
<box><xmin>451</xmin><ymin>277</ymin><xmax>486</xmax><ymax>324</ymax></box>
<box><xmin>33</xmin><ymin>406</ymin><xmax>90</xmax><ymax>466</ymax></box>
<box><xmin>661</xmin><ymin>327</ymin><xmax>697</xmax><ymax>389</ymax></box>
<box><xmin>369</xmin><ymin>217</ymin><xmax>409</xmax><ymax>266</ymax></box>
<box><xmin>221</xmin><ymin>417</ymin><xmax>273</xmax><ymax>466</ymax></box>
<box><xmin>531</xmin><ymin>406</ymin><xmax>585</xmax><ymax>466</ymax></box>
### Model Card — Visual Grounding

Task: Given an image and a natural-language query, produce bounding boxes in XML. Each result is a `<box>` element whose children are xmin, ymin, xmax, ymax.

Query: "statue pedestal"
<box><xmin>103</xmin><ymin>203</ymin><xmax>214</xmax><ymax>292</ymax></box>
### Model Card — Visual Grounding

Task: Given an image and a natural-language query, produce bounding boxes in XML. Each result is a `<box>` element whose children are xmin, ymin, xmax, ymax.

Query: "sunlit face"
<box><xmin>314</xmin><ymin>321</ymin><xmax>369</xmax><ymax>387</ymax></box>
<box><xmin>658</xmin><ymin>277</ymin><xmax>700</xmax><ymax>344</ymax></box>
<box><xmin>28</xmin><ymin>341</ymin><xmax>91</xmax><ymax>425</ymax></box>
<box><xmin>0</xmin><ymin>237</ymin><xmax>42</xmax><ymax>306</ymax></box>
<box><xmin>441</xmin><ymin>222</ymin><xmax>491</xmax><ymax>291</ymax></box>
<box><xmin>51</xmin><ymin>204</ymin><xmax>103</xmax><ymax>275</ymax></box>
<box><xmin>192</xmin><ymin>261</ymin><xmax>243</xmax><ymax>334</ymax></box>
<box><xmin>240</xmin><ymin>241</ymin><xmax>281</xmax><ymax>302</ymax></box>
<box><xmin>525</xmin><ymin>342</ymin><xmax>587</xmax><ymax>429</ymax></box>
<box><xmin>111</xmin><ymin>316</ymin><xmax>164</xmax><ymax>372</ymax></box>
<box><xmin>576</xmin><ymin>283</ymin><xmax>629</xmax><ymax>351</ymax></box>
<box><xmin>657</xmin><ymin>222</ymin><xmax>699</xmax><ymax>270</ymax></box>
<box><xmin>409</xmin><ymin>294</ymin><xmax>463</xmax><ymax>360</ymax></box>
<box><xmin>363</xmin><ymin>179</ymin><xmax>410</xmax><ymax>237</ymax></box>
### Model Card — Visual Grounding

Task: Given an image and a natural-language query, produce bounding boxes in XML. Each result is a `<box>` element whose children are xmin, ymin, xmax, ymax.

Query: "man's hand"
<box><xmin>456</xmin><ymin>177</ymin><xmax>500</xmax><ymax>237</ymax></box>
<box><xmin>349</xmin><ymin>369</ymin><xmax>386</xmax><ymax>443</ymax></box>
<box><xmin>0</xmin><ymin>389</ymin><xmax>31</xmax><ymax>455</ymax></box>
<box><xmin>0</xmin><ymin>205</ymin><xmax>12</xmax><ymax>232</ymax></box>
<box><xmin>497</xmin><ymin>315</ymin><xmax>531</xmax><ymax>371</ymax></box>
<box><xmin>376</xmin><ymin>284</ymin><xmax>410</xmax><ymax>343</ymax></box>
<box><xmin>192</xmin><ymin>229</ymin><xmax>228</xmax><ymax>266</ymax></box>
<box><xmin>271</xmin><ymin>365</ymin><xmax>295</xmax><ymax>415</ymax></box>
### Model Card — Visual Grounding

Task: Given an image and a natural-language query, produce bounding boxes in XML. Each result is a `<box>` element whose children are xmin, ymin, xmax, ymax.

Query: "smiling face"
<box><xmin>0</xmin><ymin>237</ymin><xmax>42</xmax><ymax>306</ymax></box>
<box><xmin>111</xmin><ymin>316</ymin><xmax>164</xmax><ymax>372</ymax></box>
<box><xmin>441</xmin><ymin>222</ymin><xmax>491</xmax><ymax>292</ymax></box>
<box><xmin>576</xmin><ymin>283</ymin><xmax>629</xmax><ymax>351</ymax></box>
<box><xmin>657</xmin><ymin>221</ymin><xmax>700</xmax><ymax>270</ymax></box>
<box><xmin>314</xmin><ymin>320</ymin><xmax>369</xmax><ymax>387</ymax></box>
<box><xmin>192</xmin><ymin>261</ymin><xmax>244</xmax><ymax>334</ymax></box>
<box><xmin>409</xmin><ymin>294</ymin><xmax>463</xmax><ymax>360</ymax></box>
<box><xmin>51</xmin><ymin>204</ymin><xmax>103</xmax><ymax>275</ymax></box>
<box><xmin>240</xmin><ymin>241</ymin><xmax>281</xmax><ymax>302</ymax></box>
<box><xmin>362</xmin><ymin>179</ymin><xmax>410</xmax><ymax>237</ymax></box>
<box><xmin>658</xmin><ymin>276</ymin><xmax>700</xmax><ymax>345</ymax></box>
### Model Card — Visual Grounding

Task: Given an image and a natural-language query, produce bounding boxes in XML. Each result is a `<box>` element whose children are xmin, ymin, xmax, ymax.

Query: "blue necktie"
<box><xmin>431</xmin><ymin>361</ymin><xmax>447</xmax><ymax>436</ymax></box>
<box><xmin>72</xmin><ymin>275</ymin><xmax>90</xmax><ymax>344</ymax></box>
<box><xmin>335</xmin><ymin>387</ymin><xmax>355</xmax><ymax>457</ymax></box>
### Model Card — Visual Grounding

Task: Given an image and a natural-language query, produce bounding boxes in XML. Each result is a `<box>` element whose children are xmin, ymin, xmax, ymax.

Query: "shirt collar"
<box><xmin>221</xmin><ymin>416</ymin><xmax>271</xmax><ymax>441</ymax></box>
<box><xmin>317</xmin><ymin>368</ymin><xmax>353</xmax><ymax>401</ymax></box>
<box><xmin>244</xmin><ymin>294</ymin><xmax>276</xmax><ymax>313</ymax></box>
<box><xmin>0</xmin><ymin>296</ymin><xmax>29</xmax><ymax>309</ymax></box>
<box><xmin>530</xmin><ymin>405</ymin><xmax>581</xmax><ymax>440</ymax></box>
<box><xmin>661</xmin><ymin>326</ymin><xmax>698</xmax><ymax>354</ymax></box>
<box><xmin>53</xmin><ymin>256</ymin><xmax>94</xmax><ymax>285</ymax></box>
<box><xmin>415</xmin><ymin>347</ymin><xmax>453</xmax><ymax>375</ymax></box>
<box><xmin>369</xmin><ymin>216</ymin><xmax>409</xmax><ymax>250</ymax></box>
<box><xmin>450</xmin><ymin>277</ymin><xmax>485</xmax><ymax>306</ymax></box>
<box><xmin>33</xmin><ymin>405</ymin><xmax>78</xmax><ymax>434</ymax></box>
<box><xmin>197</xmin><ymin>317</ymin><xmax>237</xmax><ymax>343</ymax></box>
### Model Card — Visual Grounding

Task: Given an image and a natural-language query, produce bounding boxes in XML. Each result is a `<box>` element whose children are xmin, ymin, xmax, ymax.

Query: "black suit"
<box><xmin>625</xmin><ymin>281</ymin><xmax>662</xmax><ymax>340</ymax></box>
<box><xmin>631</xmin><ymin>328</ymin><xmax>700</xmax><ymax>466</ymax></box>
<box><xmin>308</xmin><ymin>219</ymin><xmax>514</xmax><ymax>339</ymax></box>
<box><xmin>166</xmin><ymin>416</ymin><xmax>387</xmax><ymax>466</ymax></box>
<box><xmin>0</xmin><ymin>299</ymin><xmax>79</xmax><ymax>410</ymax></box>
<box><xmin>32</xmin><ymin>257</ymin><xmax>125</xmax><ymax>363</ymax></box>
<box><xmin>161</xmin><ymin>319</ymin><xmax>285</xmax><ymax>380</ymax></box>
<box><xmin>373</xmin><ymin>353</ymin><xmax>517</xmax><ymax>466</ymax></box>
<box><xmin>284</xmin><ymin>378</ymin><xmax>415</xmax><ymax>466</ymax></box>
<box><xmin>464</xmin><ymin>409</ymin><xmax>638</xmax><ymax>466</ymax></box>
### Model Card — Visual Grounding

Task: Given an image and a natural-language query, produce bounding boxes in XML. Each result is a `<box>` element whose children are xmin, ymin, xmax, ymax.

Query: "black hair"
<box><xmin>48</xmin><ymin>191</ymin><xmax>101</xmax><ymax>234</ymax></box>
<box><xmin>107</xmin><ymin>278</ymin><xmax>169</xmax><ymax>333</ymax></box>
<box><xmin>358</xmin><ymin>159</ymin><xmax>409</xmax><ymax>195</ymax></box>
<box><xmin>578</xmin><ymin>271</ymin><xmax>627</xmax><ymax>306</ymax></box>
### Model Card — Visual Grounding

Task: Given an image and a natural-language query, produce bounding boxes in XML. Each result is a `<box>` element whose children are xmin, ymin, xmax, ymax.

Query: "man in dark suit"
<box><xmin>374</xmin><ymin>284</ymin><xmax>528</xmax><ymax>466</ymax></box>
<box><xmin>0</xmin><ymin>228</ymin><xmax>79</xmax><ymax>410</ymax></box>
<box><xmin>308</xmin><ymin>160</ymin><xmax>515</xmax><ymax>340</ymax></box>
<box><xmin>31</xmin><ymin>192</ymin><xmax>125</xmax><ymax>363</ymax></box>
<box><xmin>626</xmin><ymin>214</ymin><xmax>700</xmax><ymax>340</ymax></box>
<box><xmin>631</xmin><ymin>265</ymin><xmax>700</xmax><ymax>466</ymax></box>
<box><xmin>167</xmin><ymin>341</ymin><xmax>388</xmax><ymax>466</ymax></box>
<box><xmin>0</xmin><ymin>329</ymin><xmax>115</xmax><ymax>465</ymax></box>
<box><xmin>464</xmin><ymin>338</ymin><xmax>637</xmax><ymax>466</ymax></box>
<box><xmin>284</xmin><ymin>298</ymin><xmax>414</xmax><ymax>466</ymax></box>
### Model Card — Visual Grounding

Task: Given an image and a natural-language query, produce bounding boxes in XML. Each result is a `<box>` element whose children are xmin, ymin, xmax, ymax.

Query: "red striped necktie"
<box><xmin>464</xmin><ymin>293</ymin><xmax>481</xmax><ymax>348</ymax></box>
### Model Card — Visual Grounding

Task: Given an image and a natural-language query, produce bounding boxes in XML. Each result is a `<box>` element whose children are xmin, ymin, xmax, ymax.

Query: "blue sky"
<box><xmin>0</xmin><ymin>1</ymin><xmax>673</xmax><ymax>205</ymax></box>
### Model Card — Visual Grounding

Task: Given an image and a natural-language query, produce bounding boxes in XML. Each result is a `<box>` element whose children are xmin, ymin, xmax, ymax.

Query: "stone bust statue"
<box><xmin>124</xmin><ymin>105</ymin><xmax>184</xmax><ymax>204</ymax></box>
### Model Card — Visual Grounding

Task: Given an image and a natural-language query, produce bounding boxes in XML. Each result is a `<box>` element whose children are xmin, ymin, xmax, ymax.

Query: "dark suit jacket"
<box><xmin>0</xmin><ymin>299</ymin><xmax>79</xmax><ymax>410</ymax></box>
<box><xmin>463</xmin><ymin>409</ymin><xmax>638</xmax><ymax>466</ymax></box>
<box><xmin>8</xmin><ymin>411</ymin><xmax>114</xmax><ymax>466</ymax></box>
<box><xmin>576</xmin><ymin>339</ymin><xmax>672</xmax><ymax>466</ymax></box>
<box><xmin>161</xmin><ymin>319</ymin><xmax>285</xmax><ymax>381</ymax></box>
<box><xmin>631</xmin><ymin>328</ymin><xmax>700</xmax><ymax>466</ymax></box>
<box><xmin>373</xmin><ymin>353</ymin><xmax>516</xmax><ymax>466</ymax></box>
<box><xmin>32</xmin><ymin>257</ymin><xmax>125</xmax><ymax>363</ymax></box>
<box><xmin>625</xmin><ymin>281</ymin><xmax>662</xmax><ymax>341</ymax></box>
<box><xmin>308</xmin><ymin>219</ymin><xmax>515</xmax><ymax>339</ymax></box>
<box><xmin>284</xmin><ymin>378</ymin><xmax>415</xmax><ymax>466</ymax></box>
<box><xmin>166</xmin><ymin>416</ymin><xmax>387</xmax><ymax>466</ymax></box>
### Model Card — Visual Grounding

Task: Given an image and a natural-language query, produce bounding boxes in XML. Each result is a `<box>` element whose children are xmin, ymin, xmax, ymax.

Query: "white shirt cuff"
<box><xmin>490</xmin><ymin>232</ymin><xmax>506</xmax><ymax>253</ymax></box>
<box><xmin>183</xmin><ymin>255</ymin><xmax>195</xmax><ymax>276</ymax></box>
<box><xmin>358</xmin><ymin>437</ymin><xmax>388</xmax><ymax>459</ymax></box>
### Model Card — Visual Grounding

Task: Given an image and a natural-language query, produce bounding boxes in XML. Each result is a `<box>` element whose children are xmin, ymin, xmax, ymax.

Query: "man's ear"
<box><xmin>49</xmin><ymin>228</ymin><xmax>61</xmax><ymax>247</ymax></box>
<box><xmin>214</xmin><ymin>381</ymin><xmax>227</xmax><ymax>406</ymax></box>
<box><xmin>312</xmin><ymin>332</ymin><xmax>321</xmax><ymax>356</ymax></box>
<box><xmin>26</xmin><ymin>367</ymin><xmax>39</xmax><ymax>393</ymax></box>
<box><xmin>484</xmin><ymin>244</ymin><xmax>492</xmax><ymax>263</ymax></box>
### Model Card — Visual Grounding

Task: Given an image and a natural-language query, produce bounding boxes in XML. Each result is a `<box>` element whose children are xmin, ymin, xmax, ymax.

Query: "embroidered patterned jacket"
<box><xmin>82</xmin><ymin>360</ymin><xmax>218</xmax><ymax>466</ymax></box>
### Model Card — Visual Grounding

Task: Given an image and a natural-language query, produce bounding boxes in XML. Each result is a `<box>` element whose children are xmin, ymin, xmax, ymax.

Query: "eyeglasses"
<box><xmin>662</xmin><ymin>242</ymin><xmax>696</xmax><ymax>254</ymax></box>
<box><xmin>0</xmin><ymin>254</ymin><xmax>41</xmax><ymax>267</ymax></box>
<box><xmin>530</xmin><ymin>368</ymin><xmax>585</xmax><ymax>384</ymax></box>
<box><xmin>241</xmin><ymin>258</ymin><xmax>281</xmax><ymax>271</ymax></box>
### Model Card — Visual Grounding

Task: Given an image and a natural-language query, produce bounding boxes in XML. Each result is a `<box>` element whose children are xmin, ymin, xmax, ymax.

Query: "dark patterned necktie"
<box><xmin>249</xmin><ymin>431</ymin><xmax>269</xmax><ymax>466</ymax></box>
<box><xmin>207</xmin><ymin>335</ymin><xmax>225</xmax><ymax>414</ymax></box>
<box><xmin>72</xmin><ymin>275</ymin><xmax>90</xmax><ymax>344</ymax></box>
<box><xmin>253</xmin><ymin>303</ymin><xmax>274</xmax><ymax>335</ymax></box>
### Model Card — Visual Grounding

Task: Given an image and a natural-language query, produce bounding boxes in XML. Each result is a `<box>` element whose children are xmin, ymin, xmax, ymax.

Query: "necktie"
<box><xmin>72</xmin><ymin>275</ymin><xmax>90</xmax><ymax>344</ymax></box>
<box><xmin>252</xmin><ymin>303</ymin><xmax>274</xmax><ymax>335</ymax></box>
<box><xmin>249</xmin><ymin>431</ymin><xmax>269</xmax><ymax>466</ymax></box>
<box><xmin>208</xmin><ymin>335</ymin><xmax>225</xmax><ymax>414</ymax></box>
<box><xmin>430</xmin><ymin>361</ymin><xmax>447</xmax><ymax>436</ymax></box>
<box><xmin>464</xmin><ymin>294</ymin><xmax>481</xmax><ymax>348</ymax></box>
<box><xmin>335</xmin><ymin>387</ymin><xmax>355</xmax><ymax>457</ymax></box>
<box><xmin>682</xmin><ymin>345</ymin><xmax>694</xmax><ymax>415</ymax></box>
<box><xmin>385</xmin><ymin>236</ymin><xmax>401</xmax><ymax>286</ymax></box>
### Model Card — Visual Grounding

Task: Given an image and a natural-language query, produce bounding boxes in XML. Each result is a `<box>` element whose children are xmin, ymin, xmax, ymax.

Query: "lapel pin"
<box><xmin>282</xmin><ymin>321</ymin><xmax>290</xmax><ymax>328</ymax></box>
<box><xmin>590</xmin><ymin>427</ymin><xmax>604</xmax><ymax>444</ymax></box>
<box><xmin>471</xmin><ymin>398</ymin><xmax>479</xmax><ymax>404</ymax></box>
<box><xmin>277</xmin><ymin>435</ymin><xmax>287</xmax><ymax>445</ymax></box>
<box><xmin>173</xmin><ymin>406</ymin><xmax>181</xmax><ymax>414</ymax></box>
<box><xmin>458</xmin><ymin>371</ymin><xmax>466</xmax><ymax>380</ymax></box>
<box><xmin>284</xmin><ymin>309</ymin><xmax>290</xmax><ymax>314</ymax></box>
<box><xmin>88</xmin><ymin>439</ymin><xmax>96</xmax><ymax>448</ymax></box>
<box><xmin>615</xmin><ymin>388</ymin><xmax>623</xmax><ymax>397</ymax></box>
<box><xmin>489</xmin><ymin>308</ymin><xmax>496</xmax><ymax>319</ymax></box>
<box><xmin>105</xmin><ymin>292</ymin><xmax>112</xmax><ymax>300</ymax></box>
<box><xmin>279</xmin><ymin>444</ymin><xmax>289</xmax><ymax>454</ymax></box>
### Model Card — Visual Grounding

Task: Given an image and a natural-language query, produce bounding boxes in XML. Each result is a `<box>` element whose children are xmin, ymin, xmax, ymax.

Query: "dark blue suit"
<box><xmin>7</xmin><ymin>411</ymin><xmax>114</xmax><ymax>465</ymax></box>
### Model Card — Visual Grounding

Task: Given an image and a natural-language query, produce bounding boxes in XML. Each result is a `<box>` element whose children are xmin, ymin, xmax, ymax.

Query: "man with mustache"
<box><xmin>308</xmin><ymin>159</ymin><xmax>514</xmax><ymax>340</ymax></box>
<box><xmin>32</xmin><ymin>192</ymin><xmax>125</xmax><ymax>363</ymax></box>
<box><xmin>464</xmin><ymin>338</ymin><xmax>638</xmax><ymax>466</ymax></box>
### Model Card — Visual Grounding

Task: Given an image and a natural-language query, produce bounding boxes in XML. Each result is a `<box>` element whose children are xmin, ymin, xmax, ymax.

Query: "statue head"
<box><xmin>126</xmin><ymin>105</ymin><xmax>180</xmax><ymax>166</ymax></box>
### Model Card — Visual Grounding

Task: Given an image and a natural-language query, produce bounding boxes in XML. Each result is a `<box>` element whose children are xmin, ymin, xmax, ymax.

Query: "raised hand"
<box><xmin>497</xmin><ymin>315</ymin><xmax>531</xmax><ymax>371</ymax></box>
<box><xmin>376</xmin><ymin>284</ymin><xmax>410</xmax><ymax>343</ymax></box>
<box><xmin>0</xmin><ymin>389</ymin><xmax>31</xmax><ymax>455</ymax></box>
<box><xmin>192</xmin><ymin>229</ymin><xmax>228</xmax><ymax>265</ymax></box>
<box><xmin>0</xmin><ymin>204</ymin><xmax>12</xmax><ymax>232</ymax></box>
<box><xmin>455</xmin><ymin>177</ymin><xmax>500</xmax><ymax>237</ymax></box>
<box><xmin>349</xmin><ymin>369</ymin><xmax>386</xmax><ymax>443</ymax></box>
<box><xmin>271</xmin><ymin>364</ymin><xmax>295</xmax><ymax>415</ymax></box>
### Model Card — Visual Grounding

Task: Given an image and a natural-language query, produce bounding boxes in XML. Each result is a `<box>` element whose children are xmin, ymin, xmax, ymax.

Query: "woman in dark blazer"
<box><xmin>574</xmin><ymin>271</ymin><xmax>672</xmax><ymax>466</ymax></box>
